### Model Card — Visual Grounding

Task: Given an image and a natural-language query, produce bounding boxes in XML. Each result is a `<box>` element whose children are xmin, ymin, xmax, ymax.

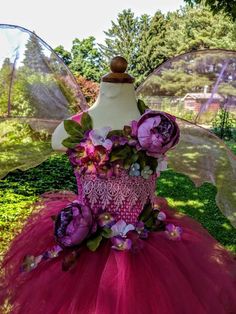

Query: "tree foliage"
<box><xmin>70</xmin><ymin>36</ymin><xmax>106</xmax><ymax>81</ymax></box>
<box><xmin>55</xmin><ymin>37</ymin><xmax>106</xmax><ymax>82</ymax></box>
<box><xmin>54</xmin><ymin>45</ymin><xmax>72</xmax><ymax>65</ymax></box>
<box><xmin>184</xmin><ymin>0</ymin><xmax>236</xmax><ymax>21</ymax></box>
<box><xmin>23</xmin><ymin>33</ymin><xmax>51</xmax><ymax>73</ymax></box>
<box><xmin>51</xmin><ymin>6</ymin><xmax>236</xmax><ymax>86</ymax></box>
<box><xmin>100</xmin><ymin>9</ymin><xmax>168</xmax><ymax>85</ymax></box>
<box><xmin>76</xmin><ymin>75</ymin><xmax>99</xmax><ymax>105</ymax></box>
<box><xmin>100</xmin><ymin>6</ymin><xmax>236</xmax><ymax>86</ymax></box>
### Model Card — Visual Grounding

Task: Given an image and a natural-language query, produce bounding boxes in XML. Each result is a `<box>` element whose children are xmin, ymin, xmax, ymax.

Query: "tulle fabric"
<box><xmin>1</xmin><ymin>193</ymin><xmax>236</xmax><ymax>314</ymax></box>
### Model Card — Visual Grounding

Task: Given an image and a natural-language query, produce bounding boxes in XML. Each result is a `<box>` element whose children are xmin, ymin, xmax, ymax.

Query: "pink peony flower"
<box><xmin>135</xmin><ymin>111</ymin><xmax>180</xmax><ymax>157</ymax></box>
<box><xmin>131</xmin><ymin>120</ymin><xmax>138</xmax><ymax>137</ymax></box>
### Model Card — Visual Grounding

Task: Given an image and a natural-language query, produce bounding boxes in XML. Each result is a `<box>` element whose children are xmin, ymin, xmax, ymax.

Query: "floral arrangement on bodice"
<box><xmin>63</xmin><ymin>100</ymin><xmax>179</xmax><ymax>180</ymax></box>
<box><xmin>22</xmin><ymin>101</ymin><xmax>182</xmax><ymax>272</ymax></box>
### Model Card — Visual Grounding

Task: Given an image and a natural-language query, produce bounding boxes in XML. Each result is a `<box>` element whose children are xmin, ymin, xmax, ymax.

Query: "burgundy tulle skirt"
<box><xmin>1</xmin><ymin>192</ymin><xmax>236</xmax><ymax>314</ymax></box>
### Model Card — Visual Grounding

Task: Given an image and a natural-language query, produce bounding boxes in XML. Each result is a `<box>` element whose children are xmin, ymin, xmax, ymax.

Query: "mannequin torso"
<box><xmin>51</xmin><ymin>58</ymin><xmax>140</xmax><ymax>152</ymax></box>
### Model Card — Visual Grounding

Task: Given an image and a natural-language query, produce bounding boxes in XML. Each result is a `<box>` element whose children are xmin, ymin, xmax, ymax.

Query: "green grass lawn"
<box><xmin>225</xmin><ymin>140</ymin><xmax>236</xmax><ymax>154</ymax></box>
<box><xmin>0</xmin><ymin>153</ymin><xmax>236</xmax><ymax>260</ymax></box>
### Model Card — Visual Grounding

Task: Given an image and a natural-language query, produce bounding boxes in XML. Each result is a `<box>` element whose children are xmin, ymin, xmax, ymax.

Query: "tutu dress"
<box><xmin>0</xmin><ymin>26</ymin><xmax>236</xmax><ymax>313</ymax></box>
<box><xmin>1</xmin><ymin>106</ymin><xmax>236</xmax><ymax>314</ymax></box>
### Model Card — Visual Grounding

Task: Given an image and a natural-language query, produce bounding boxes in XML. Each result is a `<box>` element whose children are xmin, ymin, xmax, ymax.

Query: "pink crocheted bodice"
<box><xmin>68</xmin><ymin>111</ymin><xmax>161</xmax><ymax>224</ymax></box>
<box><xmin>75</xmin><ymin>171</ymin><xmax>157</xmax><ymax>224</ymax></box>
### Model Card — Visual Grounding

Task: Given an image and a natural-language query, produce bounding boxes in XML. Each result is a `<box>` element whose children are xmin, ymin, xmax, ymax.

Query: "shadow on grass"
<box><xmin>157</xmin><ymin>169</ymin><xmax>236</xmax><ymax>252</ymax></box>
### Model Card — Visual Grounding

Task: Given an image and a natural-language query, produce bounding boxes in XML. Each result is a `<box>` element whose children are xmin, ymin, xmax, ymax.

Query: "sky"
<box><xmin>0</xmin><ymin>0</ymin><xmax>184</xmax><ymax>50</ymax></box>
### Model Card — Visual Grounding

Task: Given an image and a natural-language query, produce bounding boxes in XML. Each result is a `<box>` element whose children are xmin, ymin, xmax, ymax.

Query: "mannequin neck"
<box><xmin>88</xmin><ymin>82</ymin><xmax>140</xmax><ymax>129</ymax></box>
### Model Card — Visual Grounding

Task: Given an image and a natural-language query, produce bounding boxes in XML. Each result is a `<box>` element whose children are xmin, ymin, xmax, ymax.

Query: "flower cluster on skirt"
<box><xmin>21</xmin><ymin>200</ymin><xmax>183</xmax><ymax>272</ymax></box>
<box><xmin>62</xmin><ymin>100</ymin><xmax>180</xmax><ymax>179</ymax></box>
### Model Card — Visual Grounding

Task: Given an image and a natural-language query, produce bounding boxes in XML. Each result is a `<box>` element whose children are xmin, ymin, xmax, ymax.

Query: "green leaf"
<box><xmin>139</xmin><ymin>202</ymin><xmax>152</xmax><ymax>222</ymax></box>
<box><xmin>86</xmin><ymin>235</ymin><xmax>103</xmax><ymax>252</ymax></box>
<box><xmin>150</xmin><ymin>221</ymin><xmax>166</xmax><ymax>232</ymax></box>
<box><xmin>107</xmin><ymin>130</ymin><xmax>124</xmax><ymax>137</ymax></box>
<box><xmin>137</xmin><ymin>151</ymin><xmax>147</xmax><ymax>168</ymax></box>
<box><xmin>62</xmin><ymin>136</ymin><xmax>82</xmax><ymax>149</ymax></box>
<box><xmin>64</xmin><ymin>120</ymin><xmax>84</xmax><ymax>137</ymax></box>
<box><xmin>110</xmin><ymin>145</ymin><xmax>132</xmax><ymax>162</ymax></box>
<box><xmin>80</xmin><ymin>112</ymin><xmax>93</xmax><ymax>131</ymax></box>
<box><xmin>101</xmin><ymin>227</ymin><xmax>112</xmax><ymax>238</ymax></box>
<box><xmin>130</xmin><ymin>153</ymin><xmax>139</xmax><ymax>164</ymax></box>
<box><xmin>145</xmin><ymin>216</ymin><xmax>155</xmax><ymax>228</ymax></box>
<box><xmin>146</xmin><ymin>156</ymin><xmax>158</xmax><ymax>172</ymax></box>
<box><xmin>124</xmin><ymin>152</ymin><xmax>138</xmax><ymax>169</ymax></box>
<box><xmin>124</xmin><ymin>159</ymin><xmax>133</xmax><ymax>169</ymax></box>
<box><xmin>137</xmin><ymin>99</ymin><xmax>149</xmax><ymax>115</ymax></box>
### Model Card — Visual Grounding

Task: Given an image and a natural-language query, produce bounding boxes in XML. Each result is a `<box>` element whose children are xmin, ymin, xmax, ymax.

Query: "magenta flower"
<box><xmin>45</xmin><ymin>245</ymin><xmax>63</xmax><ymax>259</ymax></box>
<box><xmin>69</xmin><ymin>141</ymin><xmax>109</xmax><ymax>175</ymax></box>
<box><xmin>135</xmin><ymin>221</ymin><xmax>145</xmax><ymax>233</ymax></box>
<box><xmin>89</xmin><ymin>127</ymin><xmax>113</xmax><ymax>150</ymax></box>
<box><xmin>112</xmin><ymin>160</ymin><xmax>124</xmax><ymax>176</ymax></box>
<box><xmin>21</xmin><ymin>255</ymin><xmax>44</xmax><ymax>272</ymax></box>
<box><xmin>111</xmin><ymin>236</ymin><xmax>132</xmax><ymax>250</ymax></box>
<box><xmin>131</xmin><ymin>120</ymin><xmax>138</xmax><ymax>137</ymax></box>
<box><xmin>55</xmin><ymin>201</ymin><xmax>94</xmax><ymax>247</ymax></box>
<box><xmin>97</xmin><ymin>212</ymin><xmax>115</xmax><ymax>227</ymax></box>
<box><xmin>97</xmin><ymin>165</ymin><xmax>114</xmax><ymax>178</ymax></box>
<box><xmin>135</xmin><ymin>221</ymin><xmax>149</xmax><ymax>239</ymax></box>
<box><xmin>110</xmin><ymin>135</ymin><xmax>128</xmax><ymax>147</ymax></box>
<box><xmin>136</xmin><ymin>111</ymin><xmax>180</xmax><ymax>157</ymax></box>
<box><xmin>165</xmin><ymin>224</ymin><xmax>182</xmax><ymax>241</ymax></box>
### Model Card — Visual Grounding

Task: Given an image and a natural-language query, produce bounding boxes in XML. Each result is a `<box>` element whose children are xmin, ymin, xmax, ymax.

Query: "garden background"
<box><xmin>1</xmin><ymin>2</ymin><xmax>236</xmax><ymax>261</ymax></box>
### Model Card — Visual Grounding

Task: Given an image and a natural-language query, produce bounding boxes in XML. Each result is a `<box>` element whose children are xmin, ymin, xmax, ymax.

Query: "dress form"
<box><xmin>51</xmin><ymin>57</ymin><xmax>141</xmax><ymax>151</ymax></box>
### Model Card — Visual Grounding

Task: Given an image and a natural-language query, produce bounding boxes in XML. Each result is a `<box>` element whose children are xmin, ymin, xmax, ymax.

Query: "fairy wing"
<box><xmin>136</xmin><ymin>49</ymin><xmax>236</xmax><ymax>226</ymax></box>
<box><xmin>0</xmin><ymin>24</ymin><xmax>88</xmax><ymax>179</ymax></box>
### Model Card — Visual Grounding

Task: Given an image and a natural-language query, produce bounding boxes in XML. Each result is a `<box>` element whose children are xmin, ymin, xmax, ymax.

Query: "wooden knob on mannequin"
<box><xmin>110</xmin><ymin>56</ymin><xmax>128</xmax><ymax>73</ymax></box>
<box><xmin>102</xmin><ymin>56</ymin><xmax>134</xmax><ymax>83</ymax></box>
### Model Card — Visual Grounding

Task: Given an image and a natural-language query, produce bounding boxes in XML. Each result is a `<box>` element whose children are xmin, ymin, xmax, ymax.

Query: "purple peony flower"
<box><xmin>135</xmin><ymin>111</ymin><xmax>180</xmax><ymax>157</ymax></box>
<box><xmin>89</xmin><ymin>127</ymin><xmax>113</xmax><ymax>150</ymax></box>
<box><xmin>131</xmin><ymin>120</ymin><xmax>138</xmax><ymax>137</ymax></box>
<box><xmin>111</xmin><ymin>236</ymin><xmax>132</xmax><ymax>250</ymax></box>
<box><xmin>165</xmin><ymin>223</ymin><xmax>183</xmax><ymax>241</ymax></box>
<box><xmin>55</xmin><ymin>201</ymin><xmax>94</xmax><ymax>247</ymax></box>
